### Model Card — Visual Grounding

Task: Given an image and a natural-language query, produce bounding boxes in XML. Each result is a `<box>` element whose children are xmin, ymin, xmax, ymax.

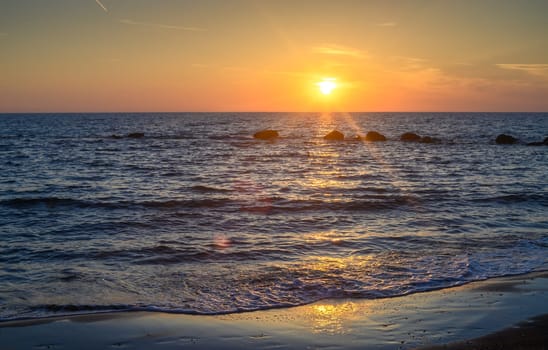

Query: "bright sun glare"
<box><xmin>317</xmin><ymin>78</ymin><xmax>337</xmax><ymax>95</ymax></box>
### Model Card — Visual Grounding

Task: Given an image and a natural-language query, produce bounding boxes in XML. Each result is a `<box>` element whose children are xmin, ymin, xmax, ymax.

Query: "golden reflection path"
<box><xmin>310</xmin><ymin>301</ymin><xmax>360</xmax><ymax>335</ymax></box>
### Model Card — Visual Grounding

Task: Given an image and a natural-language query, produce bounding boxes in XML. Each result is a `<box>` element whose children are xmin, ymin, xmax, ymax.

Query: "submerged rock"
<box><xmin>495</xmin><ymin>134</ymin><xmax>518</xmax><ymax>144</ymax></box>
<box><xmin>253</xmin><ymin>130</ymin><xmax>279</xmax><ymax>140</ymax></box>
<box><xmin>527</xmin><ymin>137</ymin><xmax>548</xmax><ymax>146</ymax></box>
<box><xmin>110</xmin><ymin>134</ymin><xmax>123</xmax><ymax>139</ymax></box>
<box><xmin>400</xmin><ymin>132</ymin><xmax>421</xmax><ymax>142</ymax></box>
<box><xmin>127</xmin><ymin>132</ymin><xmax>145</xmax><ymax>139</ymax></box>
<box><xmin>365</xmin><ymin>131</ymin><xmax>387</xmax><ymax>142</ymax></box>
<box><xmin>419</xmin><ymin>136</ymin><xmax>439</xmax><ymax>144</ymax></box>
<box><xmin>324</xmin><ymin>130</ymin><xmax>345</xmax><ymax>141</ymax></box>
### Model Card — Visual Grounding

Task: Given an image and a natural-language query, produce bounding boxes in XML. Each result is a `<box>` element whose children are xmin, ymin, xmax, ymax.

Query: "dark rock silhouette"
<box><xmin>110</xmin><ymin>134</ymin><xmax>123</xmax><ymax>139</ymax></box>
<box><xmin>527</xmin><ymin>136</ymin><xmax>548</xmax><ymax>146</ymax></box>
<box><xmin>365</xmin><ymin>131</ymin><xmax>387</xmax><ymax>142</ymax></box>
<box><xmin>324</xmin><ymin>130</ymin><xmax>345</xmax><ymax>141</ymax></box>
<box><xmin>400</xmin><ymin>132</ymin><xmax>421</xmax><ymax>142</ymax></box>
<box><xmin>253</xmin><ymin>130</ymin><xmax>279</xmax><ymax>140</ymax></box>
<box><xmin>128</xmin><ymin>132</ymin><xmax>145</xmax><ymax>138</ymax></box>
<box><xmin>495</xmin><ymin>134</ymin><xmax>518</xmax><ymax>144</ymax></box>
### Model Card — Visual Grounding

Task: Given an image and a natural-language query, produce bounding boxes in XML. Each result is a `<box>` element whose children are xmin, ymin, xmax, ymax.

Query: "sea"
<box><xmin>0</xmin><ymin>112</ymin><xmax>547</xmax><ymax>321</ymax></box>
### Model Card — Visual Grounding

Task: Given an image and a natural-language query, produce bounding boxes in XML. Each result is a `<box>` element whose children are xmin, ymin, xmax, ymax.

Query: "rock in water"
<box><xmin>400</xmin><ymin>132</ymin><xmax>421</xmax><ymax>142</ymax></box>
<box><xmin>253</xmin><ymin>130</ymin><xmax>279</xmax><ymax>140</ymax></box>
<box><xmin>324</xmin><ymin>130</ymin><xmax>345</xmax><ymax>141</ymax></box>
<box><xmin>527</xmin><ymin>137</ymin><xmax>548</xmax><ymax>146</ymax></box>
<box><xmin>127</xmin><ymin>132</ymin><xmax>145</xmax><ymax>138</ymax></box>
<box><xmin>365</xmin><ymin>131</ymin><xmax>387</xmax><ymax>142</ymax></box>
<box><xmin>420</xmin><ymin>136</ymin><xmax>439</xmax><ymax>143</ymax></box>
<box><xmin>495</xmin><ymin>134</ymin><xmax>518</xmax><ymax>144</ymax></box>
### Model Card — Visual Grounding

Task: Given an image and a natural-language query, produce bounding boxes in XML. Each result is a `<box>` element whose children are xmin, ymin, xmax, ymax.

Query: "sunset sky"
<box><xmin>1</xmin><ymin>0</ymin><xmax>547</xmax><ymax>112</ymax></box>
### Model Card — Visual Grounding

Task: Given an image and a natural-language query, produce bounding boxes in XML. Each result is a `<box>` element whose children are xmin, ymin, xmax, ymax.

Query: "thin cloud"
<box><xmin>265</xmin><ymin>70</ymin><xmax>308</xmax><ymax>77</ymax></box>
<box><xmin>312</xmin><ymin>44</ymin><xmax>366</xmax><ymax>58</ymax></box>
<box><xmin>496</xmin><ymin>64</ymin><xmax>548</xmax><ymax>78</ymax></box>
<box><xmin>95</xmin><ymin>0</ymin><xmax>108</xmax><ymax>12</ymax></box>
<box><xmin>390</xmin><ymin>56</ymin><xmax>429</xmax><ymax>70</ymax></box>
<box><xmin>376</xmin><ymin>22</ymin><xmax>397</xmax><ymax>27</ymax></box>
<box><xmin>119</xmin><ymin>19</ymin><xmax>206</xmax><ymax>32</ymax></box>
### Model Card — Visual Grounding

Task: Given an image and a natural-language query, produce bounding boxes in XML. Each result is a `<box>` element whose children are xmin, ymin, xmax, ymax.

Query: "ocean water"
<box><xmin>0</xmin><ymin>112</ymin><xmax>547</xmax><ymax>321</ymax></box>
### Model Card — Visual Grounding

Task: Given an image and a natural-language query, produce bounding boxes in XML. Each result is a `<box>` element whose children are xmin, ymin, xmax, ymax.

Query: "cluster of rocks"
<box><xmin>254</xmin><ymin>129</ymin><xmax>437</xmax><ymax>143</ymax></box>
<box><xmin>254</xmin><ymin>129</ymin><xmax>547</xmax><ymax>146</ymax></box>
<box><xmin>107</xmin><ymin>130</ymin><xmax>546</xmax><ymax>146</ymax></box>
<box><xmin>321</xmin><ymin>130</ymin><xmax>390</xmax><ymax>142</ymax></box>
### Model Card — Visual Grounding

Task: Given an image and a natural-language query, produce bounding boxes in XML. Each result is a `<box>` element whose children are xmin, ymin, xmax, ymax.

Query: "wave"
<box><xmin>2</xmin><ymin>234</ymin><xmax>547</xmax><ymax>321</ymax></box>
<box><xmin>34</xmin><ymin>304</ymin><xmax>131</xmax><ymax>313</ymax></box>
<box><xmin>133</xmin><ymin>247</ymin><xmax>296</xmax><ymax>265</ymax></box>
<box><xmin>19</xmin><ymin>242</ymin><xmax>324</xmax><ymax>265</ymax></box>
<box><xmin>9</xmin><ymin>191</ymin><xmax>541</xmax><ymax>215</ymax></box>
<box><xmin>0</xmin><ymin>197</ymin><xmax>232</xmax><ymax>210</ymax></box>
<box><xmin>473</xmin><ymin>193</ymin><xmax>547</xmax><ymax>205</ymax></box>
<box><xmin>25</xmin><ymin>302</ymin><xmax>288</xmax><ymax>318</ymax></box>
<box><xmin>0</xmin><ymin>197</ymin><xmax>93</xmax><ymax>209</ymax></box>
<box><xmin>108</xmin><ymin>134</ymin><xmax>199</xmax><ymax>140</ymax></box>
<box><xmin>190</xmin><ymin>185</ymin><xmax>233</xmax><ymax>193</ymax></box>
<box><xmin>0</xmin><ymin>195</ymin><xmax>419</xmax><ymax>212</ymax></box>
<box><xmin>138</xmin><ymin>198</ymin><xmax>231</xmax><ymax>209</ymax></box>
<box><xmin>9</xmin><ymin>267</ymin><xmax>545</xmax><ymax>323</ymax></box>
<box><xmin>265</xmin><ymin>196</ymin><xmax>420</xmax><ymax>212</ymax></box>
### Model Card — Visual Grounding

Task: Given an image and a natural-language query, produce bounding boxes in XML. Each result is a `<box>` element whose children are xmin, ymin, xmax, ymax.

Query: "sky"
<box><xmin>1</xmin><ymin>0</ymin><xmax>547</xmax><ymax>112</ymax></box>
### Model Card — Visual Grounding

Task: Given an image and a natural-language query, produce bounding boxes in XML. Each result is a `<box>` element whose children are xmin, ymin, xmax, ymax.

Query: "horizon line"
<box><xmin>1</xmin><ymin>111</ymin><xmax>547</xmax><ymax>115</ymax></box>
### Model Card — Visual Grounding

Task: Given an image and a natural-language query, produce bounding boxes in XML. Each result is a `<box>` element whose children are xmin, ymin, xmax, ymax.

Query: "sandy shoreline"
<box><xmin>1</xmin><ymin>271</ymin><xmax>547</xmax><ymax>349</ymax></box>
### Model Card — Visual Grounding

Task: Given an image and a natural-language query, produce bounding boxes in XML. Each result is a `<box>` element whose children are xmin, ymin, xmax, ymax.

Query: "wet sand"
<box><xmin>417</xmin><ymin>313</ymin><xmax>548</xmax><ymax>350</ymax></box>
<box><xmin>1</xmin><ymin>271</ymin><xmax>547</xmax><ymax>349</ymax></box>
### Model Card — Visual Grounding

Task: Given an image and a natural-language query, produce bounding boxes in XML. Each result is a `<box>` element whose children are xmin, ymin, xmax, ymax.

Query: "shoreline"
<box><xmin>1</xmin><ymin>271</ymin><xmax>547</xmax><ymax>349</ymax></box>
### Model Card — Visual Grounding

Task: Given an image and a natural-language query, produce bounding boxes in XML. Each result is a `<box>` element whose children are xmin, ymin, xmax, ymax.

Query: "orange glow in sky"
<box><xmin>1</xmin><ymin>1</ymin><xmax>547</xmax><ymax>112</ymax></box>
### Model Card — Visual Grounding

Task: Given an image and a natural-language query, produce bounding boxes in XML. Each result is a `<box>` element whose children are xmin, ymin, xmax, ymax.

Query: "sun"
<box><xmin>317</xmin><ymin>78</ymin><xmax>337</xmax><ymax>95</ymax></box>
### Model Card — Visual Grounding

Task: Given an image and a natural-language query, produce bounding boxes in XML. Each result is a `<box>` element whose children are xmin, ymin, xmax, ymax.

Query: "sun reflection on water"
<box><xmin>303</xmin><ymin>231</ymin><xmax>349</xmax><ymax>248</ymax></box>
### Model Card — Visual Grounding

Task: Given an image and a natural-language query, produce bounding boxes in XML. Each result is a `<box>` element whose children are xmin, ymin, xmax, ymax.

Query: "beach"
<box><xmin>2</xmin><ymin>271</ymin><xmax>547</xmax><ymax>349</ymax></box>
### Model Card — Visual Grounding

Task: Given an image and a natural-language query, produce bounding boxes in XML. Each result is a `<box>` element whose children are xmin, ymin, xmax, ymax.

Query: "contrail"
<box><xmin>95</xmin><ymin>0</ymin><xmax>108</xmax><ymax>12</ymax></box>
